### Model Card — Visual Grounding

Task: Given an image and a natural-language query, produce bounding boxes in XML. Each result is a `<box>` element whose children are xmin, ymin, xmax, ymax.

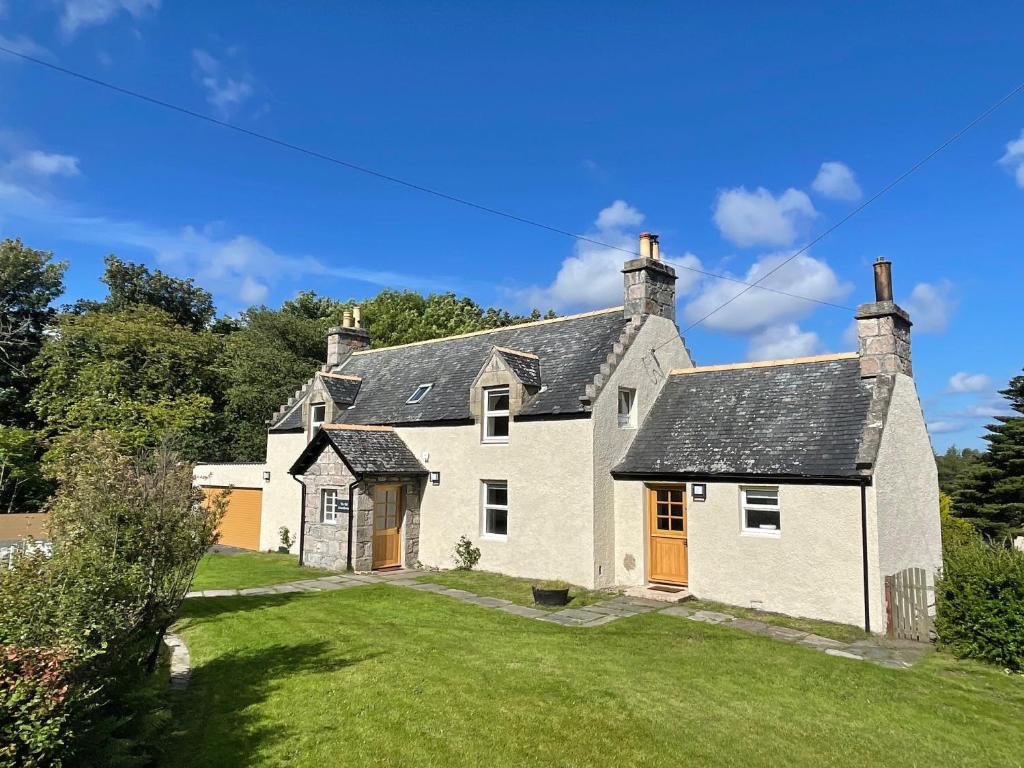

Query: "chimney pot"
<box><xmin>638</xmin><ymin>232</ymin><xmax>652</xmax><ymax>260</ymax></box>
<box><xmin>873</xmin><ymin>257</ymin><xmax>893</xmax><ymax>302</ymax></box>
<box><xmin>342</xmin><ymin>310</ymin><xmax>353</xmax><ymax>329</ymax></box>
<box><xmin>352</xmin><ymin>305</ymin><xmax>362</xmax><ymax>329</ymax></box>
<box><xmin>650</xmin><ymin>234</ymin><xmax>661</xmax><ymax>261</ymax></box>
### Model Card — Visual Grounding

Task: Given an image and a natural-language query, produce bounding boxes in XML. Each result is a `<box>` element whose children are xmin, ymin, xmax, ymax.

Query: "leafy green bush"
<box><xmin>940</xmin><ymin>491</ymin><xmax>979</xmax><ymax>554</ymax></box>
<box><xmin>935</xmin><ymin>537</ymin><xmax>1024</xmax><ymax>671</ymax></box>
<box><xmin>454</xmin><ymin>535</ymin><xmax>481</xmax><ymax>570</ymax></box>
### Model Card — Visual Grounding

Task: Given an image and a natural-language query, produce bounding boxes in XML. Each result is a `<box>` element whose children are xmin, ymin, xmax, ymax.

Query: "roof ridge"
<box><xmin>321</xmin><ymin>423</ymin><xmax>394</xmax><ymax>432</ymax></box>
<box><xmin>346</xmin><ymin>306</ymin><xmax>624</xmax><ymax>356</ymax></box>
<box><xmin>669</xmin><ymin>352</ymin><xmax>857</xmax><ymax>376</ymax></box>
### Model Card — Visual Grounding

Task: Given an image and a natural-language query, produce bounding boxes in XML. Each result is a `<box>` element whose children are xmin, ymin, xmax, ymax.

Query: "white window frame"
<box><xmin>406</xmin><ymin>383</ymin><xmax>433</xmax><ymax>404</ymax></box>
<box><xmin>740</xmin><ymin>487</ymin><xmax>781</xmax><ymax>537</ymax></box>
<box><xmin>481</xmin><ymin>480</ymin><xmax>508</xmax><ymax>540</ymax></box>
<box><xmin>617</xmin><ymin>387</ymin><xmax>637</xmax><ymax>429</ymax></box>
<box><xmin>321</xmin><ymin>487</ymin><xmax>344</xmax><ymax>525</ymax></box>
<box><xmin>482</xmin><ymin>386</ymin><xmax>510</xmax><ymax>444</ymax></box>
<box><xmin>310</xmin><ymin>402</ymin><xmax>327</xmax><ymax>435</ymax></box>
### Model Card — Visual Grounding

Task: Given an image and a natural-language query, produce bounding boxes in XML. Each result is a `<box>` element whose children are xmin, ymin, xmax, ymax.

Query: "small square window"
<box><xmin>483</xmin><ymin>387</ymin><xmax>510</xmax><ymax>443</ymax></box>
<box><xmin>482</xmin><ymin>481</ymin><xmax>508</xmax><ymax>538</ymax></box>
<box><xmin>407</xmin><ymin>383</ymin><xmax>433</xmax><ymax>404</ymax></box>
<box><xmin>617</xmin><ymin>388</ymin><xmax>636</xmax><ymax>428</ymax></box>
<box><xmin>741</xmin><ymin>488</ymin><xmax>780</xmax><ymax>536</ymax></box>
<box><xmin>321</xmin><ymin>488</ymin><xmax>347</xmax><ymax>524</ymax></box>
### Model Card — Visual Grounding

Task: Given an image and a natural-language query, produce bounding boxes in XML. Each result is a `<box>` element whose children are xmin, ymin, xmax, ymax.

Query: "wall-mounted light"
<box><xmin>429</xmin><ymin>471</ymin><xmax>440</xmax><ymax>486</ymax></box>
<box><xmin>263</xmin><ymin>471</ymin><xmax>271</xmax><ymax>482</ymax></box>
<box><xmin>691</xmin><ymin>483</ymin><xmax>706</xmax><ymax>502</ymax></box>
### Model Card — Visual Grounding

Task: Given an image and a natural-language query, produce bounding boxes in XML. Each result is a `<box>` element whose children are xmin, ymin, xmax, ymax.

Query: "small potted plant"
<box><xmin>278</xmin><ymin>526</ymin><xmax>296</xmax><ymax>554</ymax></box>
<box><xmin>531</xmin><ymin>584</ymin><xmax>571</xmax><ymax>606</ymax></box>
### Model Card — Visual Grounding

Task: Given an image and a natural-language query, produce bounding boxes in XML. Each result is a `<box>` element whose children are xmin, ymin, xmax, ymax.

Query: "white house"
<box><xmin>195</xmin><ymin>235</ymin><xmax>941</xmax><ymax>632</ymax></box>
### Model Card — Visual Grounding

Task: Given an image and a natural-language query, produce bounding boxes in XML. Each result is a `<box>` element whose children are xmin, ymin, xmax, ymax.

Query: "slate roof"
<box><xmin>496</xmin><ymin>348</ymin><xmax>542</xmax><ymax>388</ymax></box>
<box><xmin>273</xmin><ymin>308</ymin><xmax>631</xmax><ymax>429</ymax></box>
<box><xmin>614</xmin><ymin>356</ymin><xmax>873</xmax><ymax>479</ymax></box>
<box><xmin>272</xmin><ymin>402</ymin><xmax>303</xmax><ymax>431</ymax></box>
<box><xmin>289</xmin><ymin>426</ymin><xmax>427</xmax><ymax>476</ymax></box>
<box><xmin>320</xmin><ymin>375</ymin><xmax>361</xmax><ymax>405</ymax></box>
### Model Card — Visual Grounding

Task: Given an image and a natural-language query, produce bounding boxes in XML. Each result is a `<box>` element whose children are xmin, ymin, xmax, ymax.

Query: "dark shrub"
<box><xmin>935</xmin><ymin>537</ymin><xmax>1024</xmax><ymax>671</ymax></box>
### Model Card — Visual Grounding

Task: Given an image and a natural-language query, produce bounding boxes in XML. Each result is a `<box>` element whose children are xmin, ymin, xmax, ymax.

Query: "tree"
<box><xmin>0</xmin><ymin>426</ymin><xmax>51</xmax><ymax>514</ymax></box>
<box><xmin>218</xmin><ymin>305</ymin><xmax>332</xmax><ymax>460</ymax></box>
<box><xmin>0</xmin><ymin>239</ymin><xmax>66</xmax><ymax>427</ymax></box>
<box><xmin>71</xmin><ymin>255</ymin><xmax>215</xmax><ymax>331</ymax></box>
<box><xmin>31</xmin><ymin>305</ymin><xmax>223</xmax><ymax>462</ymax></box>
<box><xmin>934</xmin><ymin>445</ymin><xmax>984</xmax><ymax>495</ymax></box>
<box><xmin>954</xmin><ymin>369</ymin><xmax>1024</xmax><ymax>539</ymax></box>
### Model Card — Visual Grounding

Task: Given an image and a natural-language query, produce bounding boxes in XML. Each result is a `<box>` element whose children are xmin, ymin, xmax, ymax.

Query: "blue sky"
<box><xmin>0</xmin><ymin>2</ymin><xmax>1022</xmax><ymax>450</ymax></box>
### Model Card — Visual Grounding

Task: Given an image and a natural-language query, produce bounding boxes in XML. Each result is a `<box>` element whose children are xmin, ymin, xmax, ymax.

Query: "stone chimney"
<box><xmin>326</xmin><ymin>305</ymin><xmax>370</xmax><ymax>367</ymax></box>
<box><xmin>622</xmin><ymin>232</ymin><xmax>677</xmax><ymax>321</ymax></box>
<box><xmin>855</xmin><ymin>258</ymin><xmax>912</xmax><ymax>377</ymax></box>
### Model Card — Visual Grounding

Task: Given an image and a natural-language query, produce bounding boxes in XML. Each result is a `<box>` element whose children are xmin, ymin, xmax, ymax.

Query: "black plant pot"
<box><xmin>277</xmin><ymin>546</ymin><xmax>289</xmax><ymax>554</ymax></box>
<box><xmin>532</xmin><ymin>586</ymin><xmax>570</xmax><ymax>606</ymax></box>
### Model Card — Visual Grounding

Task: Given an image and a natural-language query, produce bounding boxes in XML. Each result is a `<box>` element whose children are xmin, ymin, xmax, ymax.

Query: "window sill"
<box><xmin>741</xmin><ymin>529</ymin><xmax>781</xmax><ymax>539</ymax></box>
<box><xmin>321</xmin><ymin>520</ymin><xmax>338</xmax><ymax>526</ymax></box>
<box><xmin>481</xmin><ymin>438</ymin><xmax>509</xmax><ymax>445</ymax></box>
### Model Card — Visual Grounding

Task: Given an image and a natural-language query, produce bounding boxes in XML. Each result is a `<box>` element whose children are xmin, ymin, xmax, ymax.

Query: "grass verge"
<box><xmin>190</xmin><ymin>552</ymin><xmax>335</xmax><ymax>591</ymax></box>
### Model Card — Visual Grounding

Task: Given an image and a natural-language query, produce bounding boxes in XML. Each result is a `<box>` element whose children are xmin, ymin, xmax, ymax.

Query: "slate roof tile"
<box><xmin>614</xmin><ymin>357</ymin><xmax>873</xmax><ymax>479</ymax></box>
<box><xmin>289</xmin><ymin>426</ymin><xmax>426</xmax><ymax>476</ymax></box>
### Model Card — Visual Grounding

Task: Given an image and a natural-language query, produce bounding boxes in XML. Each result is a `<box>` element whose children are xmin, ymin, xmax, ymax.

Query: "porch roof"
<box><xmin>288</xmin><ymin>424</ymin><xmax>427</xmax><ymax>477</ymax></box>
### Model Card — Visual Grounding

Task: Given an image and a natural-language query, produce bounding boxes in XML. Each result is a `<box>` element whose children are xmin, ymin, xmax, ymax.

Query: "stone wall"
<box><xmin>855</xmin><ymin>301</ymin><xmax>912</xmax><ymax>377</ymax></box>
<box><xmin>301</xmin><ymin>449</ymin><xmax>362</xmax><ymax>570</ymax></box>
<box><xmin>622</xmin><ymin>257</ymin><xmax>677</xmax><ymax>321</ymax></box>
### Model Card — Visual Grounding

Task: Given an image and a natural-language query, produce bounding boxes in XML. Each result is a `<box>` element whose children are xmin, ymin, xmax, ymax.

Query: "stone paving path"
<box><xmin>181</xmin><ymin>569</ymin><xmax>928</xmax><ymax>670</ymax></box>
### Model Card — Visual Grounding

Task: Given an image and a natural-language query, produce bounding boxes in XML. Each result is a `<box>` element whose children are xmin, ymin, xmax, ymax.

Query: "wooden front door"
<box><xmin>372</xmin><ymin>484</ymin><xmax>402</xmax><ymax>569</ymax></box>
<box><xmin>647</xmin><ymin>485</ymin><xmax>688</xmax><ymax>585</ymax></box>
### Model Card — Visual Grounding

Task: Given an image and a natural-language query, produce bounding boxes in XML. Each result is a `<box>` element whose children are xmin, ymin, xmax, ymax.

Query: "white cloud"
<box><xmin>947</xmin><ymin>372</ymin><xmax>992</xmax><ymax>394</ymax></box>
<box><xmin>0</xmin><ymin>172</ymin><xmax>451</xmax><ymax>309</ymax></box>
<box><xmin>7</xmin><ymin>150</ymin><xmax>80</xmax><ymax>178</ymax></box>
<box><xmin>682</xmin><ymin>251</ymin><xmax>850</xmax><ymax>333</ymax></box>
<box><xmin>516</xmin><ymin>200</ymin><xmax>703</xmax><ymax>311</ymax></box>
<box><xmin>999</xmin><ymin>129</ymin><xmax>1024</xmax><ymax>189</ymax></box>
<box><xmin>713</xmin><ymin>186</ymin><xmax>817</xmax><ymax>248</ymax></box>
<box><xmin>192</xmin><ymin>48</ymin><xmax>255</xmax><ymax>118</ymax></box>
<box><xmin>747</xmin><ymin>323</ymin><xmax>821</xmax><ymax>361</ymax></box>
<box><xmin>842</xmin><ymin>321</ymin><xmax>859</xmax><ymax>349</ymax></box>
<box><xmin>811</xmin><ymin>161</ymin><xmax>862</xmax><ymax>201</ymax></box>
<box><xmin>0</xmin><ymin>33</ymin><xmax>53</xmax><ymax>59</ymax></box>
<box><xmin>927</xmin><ymin>420</ymin><xmax>964</xmax><ymax>435</ymax></box>
<box><xmin>60</xmin><ymin>0</ymin><xmax>160</xmax><ymax>37</ymax></box>
<box><xmin>902</xmin><ymin>280</ymin><xmax>956</xmax><ymax>334</ymax></box>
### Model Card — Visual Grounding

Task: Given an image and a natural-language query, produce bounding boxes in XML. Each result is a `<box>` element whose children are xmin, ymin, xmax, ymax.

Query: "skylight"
<box><xmin>406</xmin><ymin>383</ymin><xmax>433</xmax><ymax>404</ymax></box>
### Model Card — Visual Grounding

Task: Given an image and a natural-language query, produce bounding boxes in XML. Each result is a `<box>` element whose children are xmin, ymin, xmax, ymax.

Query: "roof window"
<box><xmin>406</xmin><ymin>383</ymin><xmax>433</xmax><ymax>404</ymax></box>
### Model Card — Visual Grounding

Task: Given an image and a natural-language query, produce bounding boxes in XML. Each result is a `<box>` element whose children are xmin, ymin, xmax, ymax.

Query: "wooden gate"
<box><xmin>885</xmin><ymin>567</ymin><xmax>934</xmax><ymax>642</ymax></box>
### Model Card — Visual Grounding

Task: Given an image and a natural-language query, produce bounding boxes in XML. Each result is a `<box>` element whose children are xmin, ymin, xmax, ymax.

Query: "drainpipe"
<box><xmin>346</xmin><ymin>479</ymin><xmax>361</xmax><ymax>572</ymax></box>
<box><xmin>860</xmin><ymin>482</ymin><xmax>871</xmax><ymax>634</ymax></box>
<box><xmin>292</xmin><ymin>474</ymin><xmax>307</xmax><ymax>566</ymax></box>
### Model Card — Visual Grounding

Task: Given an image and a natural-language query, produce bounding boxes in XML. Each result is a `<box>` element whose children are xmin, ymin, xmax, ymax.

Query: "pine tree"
<box><xmin>954</xmin><ymin>370</ymin><xmax>1024</xmax><ymax>539</ymax></box>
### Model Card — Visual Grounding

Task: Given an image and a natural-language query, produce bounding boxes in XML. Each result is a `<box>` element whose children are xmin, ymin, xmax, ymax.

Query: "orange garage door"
<box><xmin>203</xmin><ymin>487</ymin><xmax>262</xmax><ymax>551</ymax></box>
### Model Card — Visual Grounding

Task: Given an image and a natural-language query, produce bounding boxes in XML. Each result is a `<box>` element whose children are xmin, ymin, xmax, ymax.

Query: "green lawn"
<box><xmin>416</xmin><ymin>568</ymin><xmax>610</xmax><ymax>610</ymax></box>
<box><xmin>190</xmin><ymin>552</ymin><xmax>336</xmax><ymax>591</ymax></box>
<box><xmin>165</xmin><ymin>586</ymin><xmax>1024</xmax><ymax>767</ymax></box>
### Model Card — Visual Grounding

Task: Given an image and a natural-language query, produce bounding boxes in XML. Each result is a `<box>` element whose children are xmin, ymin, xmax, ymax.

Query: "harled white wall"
<box><xmin>614</xmin><ymin>479</ymin><xmax>873</xmax><ymax>628</ymax></box>
<box><xmin>593</xmin><ymin>315</ymin><xmax>692</xmax><ymax>587</ymax></box>
<box><xmin>261</xmin><ymin>431</ymin><xmax>308</xmax><ymax>553</ymax></box>
<box><xmin>397</xmin><ymin>417</ymin><xmax>596</xmax><ymax>587</ymax></box>
<box><xmin>871</xmin><ymin>373</ymin><xmax>942</xmax><ymax>622</ymax></box>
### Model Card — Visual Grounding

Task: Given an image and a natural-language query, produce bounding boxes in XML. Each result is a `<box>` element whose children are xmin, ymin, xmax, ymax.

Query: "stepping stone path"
<box><xmin>174</xmin><ymin>569</ymin><xmax>928</xmax><ymax>685</ymax></box>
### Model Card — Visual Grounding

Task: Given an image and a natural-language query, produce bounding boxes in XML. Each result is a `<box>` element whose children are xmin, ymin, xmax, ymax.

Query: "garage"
<box><xmin>202</xmin><ymin>486</ymin><xmax>263</xmax><ymax>551</ymax></box>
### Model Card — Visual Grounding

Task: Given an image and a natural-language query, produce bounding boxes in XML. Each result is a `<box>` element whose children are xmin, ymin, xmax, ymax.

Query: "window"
<box><xmin>483</xmin><ymin>387</ymin><xmax>510</xmax><ymax>443</ymax></box>
<box><xmin>741</xmin><ymin>488</ymin><xmax>780</xmax><ymax>536</ymax></box>
<box><xmin>407</xmin><ymin>383</ymin><xmax>433</xmax><ymax>404</ymax></box>
<box><xmin>617</xmin><ymin>387</ymin><xmax>636</xmax><ymax>428</ymax></box>
<box><xmin>482</xmin><ymin>481</ymin><xmax>508</xmax><ymax>538</ymax></box>
<box><xmin>321</xmin><ymin>488</ymin><xmax>347</xmax><ymax>524</ymax></box>
<box><xmin>310</xmin><ymin>402</ymin><xmax>326</xmax><ymax>433</ymax></box>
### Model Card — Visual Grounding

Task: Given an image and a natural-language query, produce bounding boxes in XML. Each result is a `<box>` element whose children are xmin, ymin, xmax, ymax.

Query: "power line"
<box><xmin>679</xmin><ymin>80</ymin><xmax>1024</xmax><ymax>334</ymax></box>
<box><xmin>0</xmin><ymin>43</ymin><xmax>850</xmax><ymax>311</ymax></box>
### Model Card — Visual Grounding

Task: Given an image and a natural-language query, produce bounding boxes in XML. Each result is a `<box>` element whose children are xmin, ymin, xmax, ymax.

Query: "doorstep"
<box><xmin>624</xmin><ymin>583</ymin><xmax>691</xmax><ymax>603</ymax></box>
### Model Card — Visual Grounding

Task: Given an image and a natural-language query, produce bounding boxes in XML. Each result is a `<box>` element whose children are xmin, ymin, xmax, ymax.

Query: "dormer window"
<box><xmin>406</xmin><ymin>383</ymin><xmax>433</xmax><ymax>404</ymax></box>
<box><xmin>483</xmin><ymin>387</ymin><xmax>510</xmax><ymax>443</ymax></box>
<box><xmin>310</xmin><ymin>402</ymin><xmax>326</xmax><ymax>434</ymax></box>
